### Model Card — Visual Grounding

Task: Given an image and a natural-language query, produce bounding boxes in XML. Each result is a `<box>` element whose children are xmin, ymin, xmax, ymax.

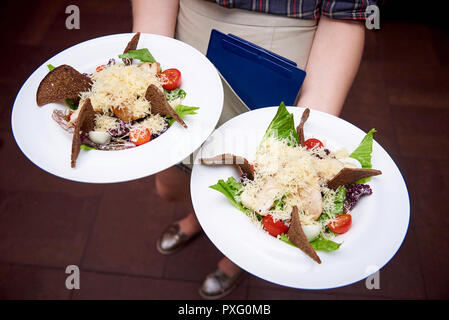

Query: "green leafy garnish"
<box><xmin>65</xmin><ymin>98</ymin><xmax>77</xmax><ymax>110</ymax></box>
<box><xmin>210</xmin><ymin>177</ymin><xmax>258</xmax><ymax>219</ymax></box>
<box><xmin>271</xmin><ymin>195</ymin><xmax>286</xmax><ymax>211</ymax></box>
<box><xmin>318</xmin><ymin>186</ymin><xmax>346</xmax><ymax>223</ymax></box>
<box><xmin>118</xmin><ymin>48</ymin><xmax>155</xmax><ymax>63</ymax></box>
<box><xmin>331</xmin><ymin>186</ymin><xmax>346</xmax><ymax>216</ymax></box>
<box><xmin>80</xmin><ymin>144</ymin><xmax>96</xmax><ymax>151</ymax></box>
<box><xmin>262</xmin><ymin>102</ymin><xmax>299</xmax><ymax>146</ymax></box>
<box><xmin>310</xmin><ymin>235</ymin><xmax>342</xmax><ymax>252</ymax></box>
<box><xmin>279</xmin><ymin>234</ymin><xmax>295</xmax><ymax>247</ymax></box>
<box><xmin>210</xmin><ymin>177</ymin><xmax>246</xmax><ymax>213</ymax></box>
<box><xmin>350</xmin><ymin>128</ymin><xmax>376</xmax><ymax>168</ymax></box>
<box><xmin>165</xmin><ymin>88</ymin><xmax>186</xmax><ymax>102</ymax></box>
<box><xmin>350</xmin><ymin>128</ymin><xmax>376</xmax><ymax>183</ymax></box>
<box><xmin>168</xmin><ymin>105</ymin><xmax>200</xmax><ymax>126</ymax></box>
<box><xmin>47</xmin><ymin>64</ymin><xmax>78</xmax><ymax>110</ymax></box>
<box><xmin>280</xmin><ymin>233</ymin><xmax>341</xmax><ymax>252</ymax></box>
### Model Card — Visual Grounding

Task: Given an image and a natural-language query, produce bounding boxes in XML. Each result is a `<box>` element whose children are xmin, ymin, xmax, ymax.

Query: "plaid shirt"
<box><xmin>208</xmin><ymin>0</ymin><xmax>377</xmax><ymax>19</ymax></box>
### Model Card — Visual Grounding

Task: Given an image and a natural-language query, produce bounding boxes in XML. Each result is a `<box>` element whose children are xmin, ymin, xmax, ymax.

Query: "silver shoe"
<box><xmin>198</xmin><ymin>268</ymin><xmax>244</xmax><ymax>300</ymax></box>
<box><xmin>156</xmin><ymin>223</ymin><xmax>198</xmax><ymax>255</ymax></box>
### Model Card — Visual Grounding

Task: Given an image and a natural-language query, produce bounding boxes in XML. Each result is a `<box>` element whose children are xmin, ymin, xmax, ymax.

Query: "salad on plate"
<box><xmin>201</xmin><ymin>103</ymin><xmax>382</xmax><ymax>264</ymax></box>
<box><xmin>36</xmin><ymin>32</ymin><xmax>199</xmax><ymax>167</ymax></box>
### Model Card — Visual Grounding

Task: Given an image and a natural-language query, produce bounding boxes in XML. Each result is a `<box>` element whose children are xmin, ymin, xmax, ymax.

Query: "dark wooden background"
<box><xmin>0</xmin><ymin>0</ymin><xmax>448</xmax><ymax>299</ymax></box>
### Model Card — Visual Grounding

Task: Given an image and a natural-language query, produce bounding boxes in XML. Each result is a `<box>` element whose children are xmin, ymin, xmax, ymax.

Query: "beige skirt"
<box><xmin>175</xmin><ymin>0</ymin><xmax>317</xmax><ymax>166</ymax></box>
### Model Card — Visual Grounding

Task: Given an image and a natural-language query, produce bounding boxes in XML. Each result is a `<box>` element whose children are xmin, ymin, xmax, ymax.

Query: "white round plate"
<box><xmin>191</xmin><ymin>107</ymin><xmax>410</xmax><ymax>289</ymax></box>
<box><xmin>11</xmin><ymin>33</ymin><xmax>223</xmax><ymax>183</ymax></box>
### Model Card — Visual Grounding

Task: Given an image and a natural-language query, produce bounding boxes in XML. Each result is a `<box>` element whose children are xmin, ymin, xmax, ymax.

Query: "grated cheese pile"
<box><xmin>80</xmin><ymin>64</ymin><xmax>163</xmax><ymax>119</ymax></box>
<box><xmin>138</xmin><ymin>114</ymin><xmax>168</xmax><ymax>134</ymax></box>
<box><xmin>238</xmin><ymin>137</ymin><xmax>344</xmax><ymax>224</ymax></box>
<box><xmin>94</xmin><ymin>114</ymin><xmax>119</xmax><ymax>132</ymax></box>
<box><xmin>320</xmin><ymin>186</ymin><xmax>339</xmax><ymax>225</ymax></box>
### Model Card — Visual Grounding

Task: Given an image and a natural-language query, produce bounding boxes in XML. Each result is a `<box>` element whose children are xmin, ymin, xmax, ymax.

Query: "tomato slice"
<box><xmin>96</xmin><ymin>64</ymin><xmax>106</xmax><ymax>72</ymax></box>
<box><xmin>328</xmin><ymin>214</ymin><xmax>352</xmax><ymax>234</ymax></box>
<box><xmin>66</xmin><ymin>110</ymin><xmax>73</xmax><ymax>122</ymax></box>
<box><xmin>304</xmin><ymin>138</ymin><xmax>324</xmax><ymax>150</ymax></box>
<box><xmin>129</xmin><ymin>127</ymin><xmax>151</xmax><ymax>146</ymax></box>
<box><xmin>262</xmin><ymin>214</ymin><xmax>289</xmax><ymax>237</ymax></box>
<box><xmin>160</xmin><ymin>68</ymin><xmax>181</xmax><ymax>90</ymax></box>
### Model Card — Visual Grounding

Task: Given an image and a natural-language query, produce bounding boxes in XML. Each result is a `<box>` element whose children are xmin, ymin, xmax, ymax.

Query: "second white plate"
<box><xmin>11</xmin><ymin>33</ymin><xmax>223</xmax><ymax>183</ymax></box>
<box><xmin>191</xmin><ymin>106</ymin><xmax>410</xmax><ymax>289</ymax></box>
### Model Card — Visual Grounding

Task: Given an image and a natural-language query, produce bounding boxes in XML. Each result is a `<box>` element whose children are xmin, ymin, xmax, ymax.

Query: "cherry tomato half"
<box><xmin>129</xmin><ymin>127</ymin><xmax>151</xmax><ymax>146</ymax></box>
<box><xmin>262</xmin><ymin>214</ymin><xmax>289</xmax><ymax>237</ymax></box>
<box><xmin>66</xmin><ymin>110</ymin><xmax>73</xmax><ymax>122</ymax></box>
<box><xmin>160</xmin><ymin>68</ymin><xmax>182</xmax><ymax>90</ymax></box>
<box><xmin>304</xmin><ymin>138</ymin><xmax>324</xmax><ymax>150</ymax></box>
<box><xmin>328</xmin><ymin>214</ymin><xmax>352</xmax><ymax>234</ymax></box>
<box><xmin>96</xmin><ymin>64</ymin><xmax>106</xmax><ymax>72</ymax></box>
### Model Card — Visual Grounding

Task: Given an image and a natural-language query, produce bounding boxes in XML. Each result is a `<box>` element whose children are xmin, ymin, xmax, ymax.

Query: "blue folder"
<box><xmin>206</xmin><ymin>29</ymin><xmax>306</xmax><ymax>110</ymax></box>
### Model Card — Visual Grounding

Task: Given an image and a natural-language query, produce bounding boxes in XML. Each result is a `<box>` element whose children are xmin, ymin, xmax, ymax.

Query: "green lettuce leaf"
<box><xmin>47</xmin><ymin>64</ymin><xmax>78</xmax><ymax>110</ymax></box>
<box><xmin>271</xmin><ymin>195</ymin><xmax>286</xmax><ymax>211</ymax></box>
<box><xmin>165</xmin><ymin>88</ymin><xmax>186</xmax><ymax>102</ymax></box>
<box><xmin>279</xmin><ymin>233</ymin><xmax>295</xmax><ymax>247</ymax></box>
<box><xmin>349</xmin><ymin>128</ymin><xmax>376</xmax><ymax>183</ymax></box>
<box><xmin>262</xmin><ymin>102</ymin><xmax>299</xmax><ymax>146</ymax></box>
<box><xmin>65</xmin><ymin>98</ymin><xmax>78</xmax><ymax>110</ymax></box>
<box><xmin>310</xmin><ymin>235</ymin><xmax>341</xmax><ymax>252</ymax></box>
<box><xmin>280</xmin><ymin>233</ymin><xmax>341</xmax><ymax>252</ymax></box>
<box><xmin>168</xmin><ymin>105</ymin><xmax>200</xmax><ymax>125</ymax></box>
<box><xmin>350</xmin><ymin>128</ymin><xmax>376</xmax><ymax>168</ymax></box>
<box><xmin>118</xmin><ymin>48</ymin><xmax>156</xmax><ymax>63</ymax></box>
<box><xmin>210</xmin><ymin>177</ymin><xmax>252</xmax><ymax>216</ymax></box>
<box><xmin>80</xmin><ymin>144</ymin><xmax>96</xmax><ymax>151</ymax></box>
<box><xmin>318</xmin><ymin>186</ymin><xmax>346</xmax><ymax>223</ymax></box>
<box><xmin>332</xmin><ymin>186</ymin><xmax>346</xmax><ymax>216</ymax></box>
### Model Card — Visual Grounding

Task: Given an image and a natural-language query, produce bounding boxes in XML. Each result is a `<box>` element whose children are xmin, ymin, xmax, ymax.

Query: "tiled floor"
<box><xmin>1</xmin><ymin>1</ymin><xmax>448</xmax><ymax>299</ymax></box>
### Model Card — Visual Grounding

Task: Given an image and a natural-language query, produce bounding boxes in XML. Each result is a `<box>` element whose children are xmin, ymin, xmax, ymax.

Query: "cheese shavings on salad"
<box><xmin>210</xmin><ymin>103</ymin><xmax>379</xmax><ymax>254</ymax></box>
<box><xmin>50</xmin><ymin>53</ymin><xmax>199</xmax><ymax>152</ymax></box>
<box><xmin>38</xmin><ymin>33</ymin><xmax>202</xmax><ymax>168</ymax></box>
<box><xmin>79</xmin><ymin>63</ymin><xmax>162</xmax><ymax>119</ymax></box>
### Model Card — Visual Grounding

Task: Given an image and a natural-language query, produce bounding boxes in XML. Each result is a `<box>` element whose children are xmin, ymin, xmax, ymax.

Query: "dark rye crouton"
<box><xmin>71</xmin><ymin>99</ymin><xmax>95</xmax><ymax>168</ymax></box>
<box><xmin>201</xmin><ymin>154</ymin><xmax>254</xmax><ymax>180</ymax></box>
<box><xmin>296</xmin><ymin>108</ymin><xmax>310</xmax><ymax>147</ymax></box>
<box><xmin>122</xmin><ymin>32</ymin><xmax>140</xmax><ymax>65</ymax></box>
<box><xmin>327</xmin><ymin>168</ymin><xmax>382</xmax><ymax>190</ymax></box>
<box><xmin>36</xmin><ymin>65</ymin><xmax>92</xmax><ymax>106</ymax></box>
<box><xmin>287</xmin><ymin>206</ymin><xmax>321</xmax><ymax>264</ymax></box>
<box><xmin>145</xmin><ymin>84</ymin><xmax>187</xmax><ymax>128</ymax></box>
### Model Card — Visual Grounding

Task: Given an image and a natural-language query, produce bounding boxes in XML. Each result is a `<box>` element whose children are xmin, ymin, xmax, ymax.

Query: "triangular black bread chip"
<box><xmin>36</xmin><ymin>65</ymin><xmax>92</xmax><ymax>106</ymax></box>
<box><xmin>122</xmin><ymin>32</ymin><xmax>140</xmax><ymax>65</ymax></box>
<box><xmin>296</xmin><ymin>108</ymin><xmax>310</xmax><ymax>147</ymax></box>
<box><xmin>287</xmin><ymin>206</ymin><xmax>321</xmax><ymax>264</ymax></box>
<box><xmin>327</xmin><ymin>168</ymin><xmax>382</xmax><ymax>190</ymax></box>
<box><xmin>145</xmin><ymin>84</ymin><xmax>187</xmax><ymax>128</ymax></box>
<box><xmin>71</xmin><ymin>98</ymin><xmax>95</xmax><ymax>168</ymax></box>
<box><xmin>201</xmin><ymin>154</ymin><xmax>254</xmax><ymax>180</ymax></box>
